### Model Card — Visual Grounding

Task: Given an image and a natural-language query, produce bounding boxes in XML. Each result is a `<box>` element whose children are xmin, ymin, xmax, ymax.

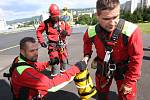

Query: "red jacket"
<box><xmin>36</xmin><ymin>19</ymin><xmax>71</xmax><ymax>44</ymax></box>
<box><xmin>83</xmin><ymin>20</ymin><xmax>143</xmax><ymax>87</ymax></box>
<box><xmin>11</xmin><ymin>55</ymin><xmax>80</xmax><ymax>99</ymax></box>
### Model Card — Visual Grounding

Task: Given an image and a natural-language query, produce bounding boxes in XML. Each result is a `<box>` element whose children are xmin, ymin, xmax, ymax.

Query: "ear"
<box><xmin>20</xmin><ymin>49</ymin><xmax>24</xmax><ymax>55</ymax></box>
<box><xmin>96</xmin><ymin>13</ymin><xmax>99</xmax><ymax>20</ymax></box>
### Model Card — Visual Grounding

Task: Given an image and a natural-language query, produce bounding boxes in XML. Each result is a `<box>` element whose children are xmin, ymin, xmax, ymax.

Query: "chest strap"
<box><xmin>9</xmin><ymin>61</ymin><xmax>33</xmax><ymax>77</ymax></box>
<box><xmin>95</xmin><ymin>19</ymin><xmax>125</xmax><ymax>88</ymax></box>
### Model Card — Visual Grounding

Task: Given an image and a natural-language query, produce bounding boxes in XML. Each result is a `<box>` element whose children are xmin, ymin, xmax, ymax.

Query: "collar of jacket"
<box><xmin>97</xmin><ymin>24</ymin><xmax>112</xmax><ymax>40</ymax></box>
<box><xmin>98</xmin><ymin>24</ymin><xmax>110</xmax><ymax>35</ymax></box>
<box><xmin>19</xmin><ymin>53</ymin><xmax>36</xmax><ymax>67</ymax></box>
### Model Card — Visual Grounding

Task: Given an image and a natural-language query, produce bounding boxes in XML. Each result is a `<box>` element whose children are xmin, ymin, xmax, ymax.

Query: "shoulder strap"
<box><xmin>44</xmin><ymin>18</ymin><xmax>51</xmax><ymax>35</ymax></box>
<box><xmin>9</xmin><ymin>62</ymin><xmax>33</xmax><ymax>77</ymax></box>
<box><xmin>113</xmin><ymin>19</ymin><xmax>128</xmax><ymax>46</ymax></box>
<box><xmin>111</xmin><ymin>19</ymin><xmax>125</xmax><ymax>41</ymax></box>
<box><xmin>122</xmin><ymin>34</ymin><xmax>129</xmax><ymax>46</ymax></box>
<box><xmin>95</xmin><ymin>19</ymin><xmax>125</xmax><ymax>64</ymax></box>
<box><xmin>95</xmin><ymin>24</ymin><xmax>110</xmax><ymax>50</ymax></box>
<box><xmin>95</xmin><ymin>19</ymin><xmax>125</xmax><ymax>50</ymax></box>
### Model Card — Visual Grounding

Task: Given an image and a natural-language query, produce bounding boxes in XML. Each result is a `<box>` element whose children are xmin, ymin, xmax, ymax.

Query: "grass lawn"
<box><xmin>137</xmin><ymin>23</ymin><xmax>150</xmax><ymax>34</ymax></box>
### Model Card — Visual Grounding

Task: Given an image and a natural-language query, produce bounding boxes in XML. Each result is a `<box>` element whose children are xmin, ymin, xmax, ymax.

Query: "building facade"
<box><xmin>0</xmin><ymin>9</ymin><xmax>7</xmax><ymax>30</ymax></box>
<box><xmin>140</xmin><ymin>0</ymin><xmax>150</xmax><ymax>8</ymax></box>
<box><xmin>122</xmin><ymin>0</ymin><xmax>150</xmax><ymax>13</ymax></box>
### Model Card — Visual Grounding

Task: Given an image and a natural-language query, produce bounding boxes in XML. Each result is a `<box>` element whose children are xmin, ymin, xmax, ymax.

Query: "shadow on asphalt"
<box><xmin>45</xmin><ymin>90</ymin><xmax>118</xmax><ymax>100</ymax></box>
<box><xmin>109</xmin><ymin>91</ymin><xmax>119</xmax><ymax>100</ymax></box>
<box><xmin>143</xmin><ymin>56</ymin><xmax>150</xmax><ymax>60</ymax></box>
<box><xmin>0</xmin><ymin>79</ymin><xmax>12</xmax><ymax>100</ymax></box>
<box><xmin>143</xmin><ymin>47</ymin><xmax>150</xmax><ymax>51</ymax></box>
<box><xmin>143</xmin><ymin>47</ymin><xmax>150</xmax><ymax>60</ymax></box>
<box><xmin>45</xmin><ymin>90</ymin><xmax>80</xmax><ymax>100</ymax></box>
<box><xmin>0</xmin><ymin>79</ymin><xmax>119</xmax><ymax>100</ymax></box>
<box><xmin>94</xmin><ymin>91</ymin><xmax>118</xmax><ymax>100</ymax></box>
<box><xmin>1</xmin><ymin>69</ymin><xmax>118</xmax><ymax>100</ymax></box>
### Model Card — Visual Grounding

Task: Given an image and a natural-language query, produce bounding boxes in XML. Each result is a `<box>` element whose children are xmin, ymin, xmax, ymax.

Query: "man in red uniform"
<box><xmin>36</xmin><ymin>4</ymin><xmax>71</xmax><ymax>76</ymax></box>
<box><xmin>82</xmin><ymin>0</ymin><xmax>143</xmax><ymax>100</ymax></box>
<box><xmin>10</xmin><ymin>37</ymin><xmax>86</xmax><ymax>100</ymax></box>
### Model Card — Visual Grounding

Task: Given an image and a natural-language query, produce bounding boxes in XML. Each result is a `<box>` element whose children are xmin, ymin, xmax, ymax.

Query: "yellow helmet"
<box><xmin>63</xmin><ymin>6</ymin><xmax>68</xmax><ymax>11</ymax></box>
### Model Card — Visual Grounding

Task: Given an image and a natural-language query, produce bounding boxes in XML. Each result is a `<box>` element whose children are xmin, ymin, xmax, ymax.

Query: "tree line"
<box><xmin>76</xmin><ymin>7</ymin><xmax>150</xmax><ymax>25</ymax></box>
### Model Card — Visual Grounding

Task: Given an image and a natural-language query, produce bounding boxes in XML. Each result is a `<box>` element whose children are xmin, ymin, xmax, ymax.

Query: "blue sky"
<box><xmin>0</xmin><ymin>0</ymin><xmax>125</xmax><ymax>21</ymax></box>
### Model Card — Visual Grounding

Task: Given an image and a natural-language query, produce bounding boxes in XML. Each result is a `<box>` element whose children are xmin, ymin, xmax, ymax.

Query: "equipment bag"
<box><xmin>74</xmin><ymin>69</ymin><xmax>97</xmax><ymax>100</ymax></box>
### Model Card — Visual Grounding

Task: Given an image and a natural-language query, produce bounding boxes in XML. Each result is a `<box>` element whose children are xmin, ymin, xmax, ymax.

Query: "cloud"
<box><xmin>1</xmin><ymin>0</ymin><xmax>126</xmax><ymax>21</ymax></box>
<box><xmin>2</xmin><ymin>9</ymin><xmax>40</xmax><ymax>21</ymax></box>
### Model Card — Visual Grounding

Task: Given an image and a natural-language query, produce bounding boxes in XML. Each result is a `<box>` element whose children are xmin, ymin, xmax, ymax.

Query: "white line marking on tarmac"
<box><xmin>0</xmin><ymin>34</ymin><xmax>47</xmax><ymax>52</ymax></box>
<box><xmin>0</xmin><ymin>45</ymin><xmax>19</xmax><ymax>52</ymax></box>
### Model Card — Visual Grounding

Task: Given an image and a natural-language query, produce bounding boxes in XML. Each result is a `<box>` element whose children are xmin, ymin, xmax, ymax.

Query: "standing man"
<box><xmin>9</xmin><ymin>37</ymin><xmax>86</xmax><ymax>100</ymax></box>
<box><xmin>82</xmin><ymin>0</ymin><xmax>143</xmax><ymax>100</ymax></box>
<box><xmin>36</xmin><ymin>4</ymin><xmax>71</xmax><ymax>76</ymax></box>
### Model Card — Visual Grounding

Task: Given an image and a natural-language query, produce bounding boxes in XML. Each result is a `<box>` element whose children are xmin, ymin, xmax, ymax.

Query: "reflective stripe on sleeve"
<box><xmin>122</xmin><ymin>21</ymin><xmax>138</xmax><ymax>37</ymax></box>
<box><xmin>88</xmin><ymin>26</ymin><xmax>96</xmax><ymax>38</ymax></box>
<box><xmin>48</xmin><ymin>76</ymin><xmax>74</xmax><ymax>92</ymax></box>
<box><xmin>16</xmin><ymin>66</ymin><xmax>31</xmax><ymax>75</ymax></box>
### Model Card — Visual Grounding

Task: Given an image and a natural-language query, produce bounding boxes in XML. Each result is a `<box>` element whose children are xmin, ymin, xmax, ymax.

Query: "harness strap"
<box><xmin>95</xmin><ymin>19</ymin><xmax>126</xmax><ymax>88</ymax></box>
<box><xmin>44</xmin><ymin>18</ymin><xmax>66</xmax><ymax>49</ymax></box>
<box><xmin>78</xmin><ymin>86</ymin><xmax>96</xmax><ymax>96</ymax></box>
<box><xmin>44</xmin><ymin>18</ymin><xmax>51</xmax><ymax>35</ymax></box>
<box><xmin>95</xmin><ymin>19</ymin><xmax>125</xmax><ymax>51</ymax></box>
<box><xmin>111</xmin><ymin>19</ymin><xmax>125</xmax><ymax>41</ymax></box>
<box><xmin>9</xmin><ymin>61</ymin><xmax>33</xmax><ymax>77</ymax></box>
<box><xmin>74</xmin><ymin>73</ymin><xmax>90</xmax><ymax>82</ymax></box>
<box><xmin>8</xmin><ymin>60</ymin><xmax>35</xmax><ymax>100</ymax></box>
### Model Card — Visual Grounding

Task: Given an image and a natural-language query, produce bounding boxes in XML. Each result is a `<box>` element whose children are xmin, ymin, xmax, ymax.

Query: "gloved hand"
<box><xmin>75</xmin><ymin>61</ymin><xmax>87</xmax><ymax>71</ymax></box>
<box><xmin>119</xmin><ymin>84</ymin><xmax>132</xmax><ymax>95</ymax></box>
<box><xmin>40</xmin><ymin>42</ymin><xmax>47</xmax><ymax>48</ymax></box>
<box><xmin>82</xmin><ymin>56</ymin><xmax>89</xmax><ymax>64</ymax></box>
<box><xmin>49</xmin><ymin>57</ymin><xmax>59</xmax><ymax>65</ymax></box>
<box><xmin>61</xmin><ymin>30</ymin><xmax>67</xmax><ymax>36</ymax></box>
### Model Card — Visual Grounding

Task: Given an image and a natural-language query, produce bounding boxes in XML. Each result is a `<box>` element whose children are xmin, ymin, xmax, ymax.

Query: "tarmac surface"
<box><xmin>0</xmin><ymin>28</ymin><xmax>150</xmax><ymax>100</ymax></box>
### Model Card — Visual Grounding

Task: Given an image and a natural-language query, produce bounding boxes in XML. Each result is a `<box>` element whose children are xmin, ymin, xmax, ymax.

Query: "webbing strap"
<box><xmin>44</xmin><ymin>18</ymin><xmax>51</xmax><ymax>35</ymax></box>
<box><xmin>8</xmin><ymin>60</ymin><xmax>35</xmax><ymax>99</ymax></box>
<box><xmin>74</xmin><ymin>73</ymin><xmax>90</xmax><ymax>82</ymax></box>
<box><xmin>111</xmin><ymin>19</ymin><xmax>125</xmax><ymax>41</ymax></box>
<box><xmin>78</xmin><ymin>86</ymin><xmax>96</xmax><ymax>96</ymax></box>
<box><xmin>9</xmin><ymin>62</ymin><xmax>33</xmax><ymax>77</ymax></box>
<box><xmin>95</xmin><ymin>19</ymin><xmax>125</xmax><ymax>51</ymax></box>
<box><xmin>95</xmin><ymin>19</ymin><xmax>125</xmax><ymax>85</ymax></box>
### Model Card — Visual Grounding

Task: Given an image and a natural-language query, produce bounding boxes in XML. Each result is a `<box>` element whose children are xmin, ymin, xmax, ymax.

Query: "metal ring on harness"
<box><xmin>106</xmin><ymin>63</ymin><xmax>116</xmax><ymax>79</ymax></box>
<box><xmin>108</xmin><ymin>63</ymin><xmax>116</xmax><ymax>71</ymax></box>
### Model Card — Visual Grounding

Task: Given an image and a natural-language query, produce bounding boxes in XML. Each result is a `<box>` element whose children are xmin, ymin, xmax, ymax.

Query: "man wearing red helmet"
<box><xmin>36</xmin><ymin>4</ymin><xmax>71</xmax><ymax>76</ymax></box>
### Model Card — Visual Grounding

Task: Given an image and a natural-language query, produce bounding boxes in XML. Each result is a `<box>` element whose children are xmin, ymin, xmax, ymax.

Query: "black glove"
<box><xmin>75</xmin><ymin>61</ymin><xmax>87</xmax><ymax>71</ymax></box>
<box><xmin>61</xmin><ymin>30</ymin><xmax>67</xmax><ymax>36</ymax></box>
<box><xmin>49</xmin><ymin>57</ymin><xmax>59</xmax><ymax>65</ymax></box>
<box><xmin>40</xmin><ymin>42</ymin><xmax>47</xmax><ymax>48</ymax></box>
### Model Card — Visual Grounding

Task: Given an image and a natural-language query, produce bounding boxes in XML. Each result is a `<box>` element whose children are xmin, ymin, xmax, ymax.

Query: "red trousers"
<box><xmin>96</xmin><ymin>73</ymin><xmax>136</xmax><ymax>100</ymax></box>
<box><xmin>48</xmin><ymin>45</ymin><xmax>68</xmax><ymax>75</ymax></box>
<box><xmin>48</xmin><ymin>48</ymin><xmax>68</xmax><ymax>61</ymax></box>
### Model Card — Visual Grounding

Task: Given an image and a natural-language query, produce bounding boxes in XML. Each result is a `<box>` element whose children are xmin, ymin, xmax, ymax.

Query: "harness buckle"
<box><xmin>104</xmin><ymin>50</ymin><xmax>113</xmax><ymax>62</ymax></box>
<box><xmin>106</xmin><ymin>63</ymin><xmax>116</xmax><ymax>79</ymax></box>
<box><xmin>108</xmin><ymin>63</ymin><xmax>116</xmax><ymax>71</ymax></box>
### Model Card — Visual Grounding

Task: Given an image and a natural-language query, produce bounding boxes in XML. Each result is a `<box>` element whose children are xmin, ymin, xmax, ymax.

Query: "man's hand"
<box><xmin>119</xmin><ymin>84</ymin><xmax>132</xmax><ymax>95</ymax></box>
<box><xmin>61</xmin><ymin>30</ymin><xmax>67</xmax><ymax>36</ymax></box>
<box><xmin>82</xmin><ymin>56</ymin><xmax>89</xmax><ymax>64</ymax></box>
<box><xmin>40</xmin><ymin>42</ymin><xmax>47</xmax><ymax>48</ymax></box>
<box><xmin>75</xmin><ymin>61</ymin><xmax>87</xmax><ymax>71</ymax></box>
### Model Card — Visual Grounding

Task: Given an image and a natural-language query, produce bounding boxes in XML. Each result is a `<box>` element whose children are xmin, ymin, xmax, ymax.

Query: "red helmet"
<box><xmin>49</xmin><ymin>4</ymin><xmax>60</xmax><ymax>17</ymax></box>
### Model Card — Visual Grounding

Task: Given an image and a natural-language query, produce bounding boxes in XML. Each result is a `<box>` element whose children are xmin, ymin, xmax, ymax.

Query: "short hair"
<box><xmin>20</xmin><ymin>37</ymin><xmax>36</xmax><ymax>49</ymax></box>
<box><xmin>96</xmin><ymin>0</ymin><xmax>120</xmax><ymax>14</ymax></box>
